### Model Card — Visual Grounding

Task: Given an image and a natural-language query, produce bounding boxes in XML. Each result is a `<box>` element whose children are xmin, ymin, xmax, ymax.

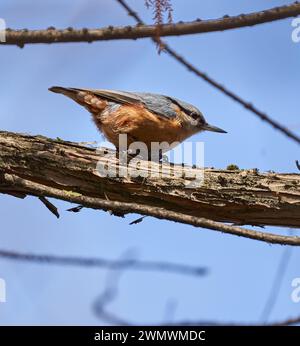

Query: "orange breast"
<box><xmin>96</xmin><ymin>104</ymin><xmax>192</xmax><ymax>149</ymax></box>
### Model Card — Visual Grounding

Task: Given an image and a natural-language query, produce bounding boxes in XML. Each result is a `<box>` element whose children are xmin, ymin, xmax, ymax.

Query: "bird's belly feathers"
<box><xmin>93</xmin><ymin>104</ymin><xmax>193</xmax><ymax>149</ymax></box>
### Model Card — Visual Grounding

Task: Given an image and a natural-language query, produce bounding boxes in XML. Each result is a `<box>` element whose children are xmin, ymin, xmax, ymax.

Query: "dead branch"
<box><xmin>1</xmin><ymin>131</ymin><xmax>300</xmax><ymax>245</ymax></box>
<box><xmin>1</xmin><ymin>3</ymin><xmax>300</xmax><ymax>46</ymax></box>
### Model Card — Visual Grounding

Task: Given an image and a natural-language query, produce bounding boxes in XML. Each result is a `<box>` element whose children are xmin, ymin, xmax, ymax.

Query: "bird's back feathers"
<box><xmin>49</xmin><ymin>86</ymin><xmax>203</xmax><ymax>120</ymax></box>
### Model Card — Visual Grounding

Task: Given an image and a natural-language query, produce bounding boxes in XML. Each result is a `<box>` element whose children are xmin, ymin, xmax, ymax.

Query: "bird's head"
<box><xmin>173</xmin><ymin>97</ymin><xmax>227</xmax><ymax>134</ymax></box>
<box><xmin>188</xmin><ymin>109</ymin><xmax>227</xmax><ymax>134</ymax></box>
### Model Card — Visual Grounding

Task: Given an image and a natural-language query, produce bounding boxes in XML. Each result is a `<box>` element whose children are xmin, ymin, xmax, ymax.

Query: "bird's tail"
<box><xmin>48</xmin><ymin>86</ymin><xmax>80</xmax><ymax>101</ymax></box>
<box><xmin>49</xmin><ymin>86</ymin><xmax>107</xmax><ymax>116</ymax></box>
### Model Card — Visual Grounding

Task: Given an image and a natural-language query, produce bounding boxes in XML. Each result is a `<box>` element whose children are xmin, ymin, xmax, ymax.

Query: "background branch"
<box><xmin>93</xmin><ymin>260</ymin><xmax>300</xmax><ymax>326</ymax></box>
<box><xmin>2</xmin><ymin>3</ymin><xmax>300</xmax><ymax>46</ymax></box>
<box><xmin>0</xmin><ymin>248</ymin><xmax>207</xmax><ymax>277</ymax></box>
<box><xmin>260</xmin><ymin>244</ymin><xmax>293</xmax><ymax>321</ymax></box>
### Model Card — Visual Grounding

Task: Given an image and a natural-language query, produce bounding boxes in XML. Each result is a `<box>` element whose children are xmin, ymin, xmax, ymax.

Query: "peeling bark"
<box><xmin>1</xmin><ymin>131</ymin><xmax>300</xmax><ymax>228</ymax></box>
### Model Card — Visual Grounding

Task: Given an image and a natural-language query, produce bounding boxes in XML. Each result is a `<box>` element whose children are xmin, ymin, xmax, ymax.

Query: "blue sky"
<box><xmin>0</xmin><ymin>0</ymin><xmax>300</xmax><ymax>325</ymax></box>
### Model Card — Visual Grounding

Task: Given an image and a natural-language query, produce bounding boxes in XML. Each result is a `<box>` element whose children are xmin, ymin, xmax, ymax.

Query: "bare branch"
<box><xmin>1</xmin><ymin>131</ymin><xmax>300</xmax><ymax>246</ymax></box>
<box><xmin>94</xmin><ymin>258</ymin><xmax>133</xmax><ymax>326</ymax></box>
<box><xmin>272</xmin><ymin>315</ymin><xmax>300</xmax><ymax>326</ymax></box>
<box><xmin>93</xmin><ymin>263</ymin><xmax>300</xmax><ymax>326</ymax></box>
<box><xmin>260</xmin><ymin>245</ymin><xmax>293</xmax><ymax>321</ymax></box>
<box><xmin>0</xmin><ymin>248</ymin><xmax>207</xmax><ymax>277</ymax></box>
<box><xmin>117</xmin><ymin>0</ymin><xmax>300</xmax><ymax>146</ymax></box>
<box><xmin>1</xmin><ymin>3</ymin><xmax>300</xmax><ymax>46</ymax></box>
<box><xmin>168</xmin><ymin>316</ymin><xmax>300</xmax><ymax>326</ymax></box>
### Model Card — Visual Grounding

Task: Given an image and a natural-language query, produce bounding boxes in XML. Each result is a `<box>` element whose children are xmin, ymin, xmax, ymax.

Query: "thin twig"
<box><xmin>271</xmin><ymin>315</ymin><xmax>300</xmax><ymax>326</ymax></box>
<box><xmin>93</xmin><ymin>260</ymin><xmax>300</xmax><ymax>326</ymax></box>
<box><xmin>129</xmin><ymin>216</ymin><xmax>147</xmax><ymax>225</ymax></box>
<box><xmin>2</xmin><ymin>3</ymin><xmax>300</xmax><ymax>46</ymax></box>
<box><xmin>260</xmin><ymin>246</ymin><xmax>293</xmax><ymax>321</ymax></box>
<box><xmin>116</xmin><ymin>0</ymin><xmax>300</xmax><ymax>145</ymax></box>
<box><xmin>93</xmin><ymin>252</ymin><xmax>134</xmax><ymax>326</ymax></box>
<box><xmin>38</xmin><ymin>196</ymin><xmax>60</xmax><ymax>218</ymax></box>
<box><xmin>0</xmin><ymin>248</ymin><xmax>208</xmax><ymax>277</ymax></box>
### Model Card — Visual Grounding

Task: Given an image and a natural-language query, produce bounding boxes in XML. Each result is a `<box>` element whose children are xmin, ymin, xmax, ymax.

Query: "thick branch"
<box><xmin>1</xmin><ymin>3</ymin><xmax>300</xmax><ymax>46</ymax></box>
<box><xmin>1</xmin><ymin>131</ymin><xmax>300</xmax><ymax>245</ymax></box>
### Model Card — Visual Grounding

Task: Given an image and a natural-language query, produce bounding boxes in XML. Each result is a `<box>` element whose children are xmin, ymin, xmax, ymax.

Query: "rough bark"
<box><xmin>1</xmin><ymin>131</ymin><xmax>300</xmax><ymax>229</ymax></box>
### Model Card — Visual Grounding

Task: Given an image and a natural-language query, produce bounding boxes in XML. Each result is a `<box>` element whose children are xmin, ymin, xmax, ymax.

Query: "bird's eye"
<box><xmin>190</xmin><ymin>112</ymin><xmax>198</xmax><ymax>120</ymax></box>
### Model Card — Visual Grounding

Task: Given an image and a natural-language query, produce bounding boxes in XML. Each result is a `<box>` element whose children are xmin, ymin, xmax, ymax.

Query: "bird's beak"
<box><xmin>202</xmin><ymin>123</ymin><xmax>227</xmax><ymax>133</ymax></box>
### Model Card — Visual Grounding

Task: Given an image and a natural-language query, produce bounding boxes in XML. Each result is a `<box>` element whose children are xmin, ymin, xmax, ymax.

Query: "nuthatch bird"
<box><xmin>49</xmin><ymin>87</ymin><xmax>226</xmax><ymax>154</ymax></box>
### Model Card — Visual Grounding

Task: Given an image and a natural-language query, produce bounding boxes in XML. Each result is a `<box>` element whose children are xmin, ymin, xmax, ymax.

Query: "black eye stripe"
<box><xmin>167</xmin><ymin>97</ymin><xmax>198</xmax><ymax>117</ymax></box>
<box><xmin>180</xmin><ymin>106</ymin><xmax>198</xmax><ymax>118</ymax></box>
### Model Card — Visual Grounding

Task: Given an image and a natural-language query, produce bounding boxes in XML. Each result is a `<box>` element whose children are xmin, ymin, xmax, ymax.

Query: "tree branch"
<box><xmin>0</xmin><ymin>249</ymin><xmax>207</xmax><ymax>277</ymax></box>
<box><xmin>1</xmin><ymin>3</ymin><xmax>300</xmax><ymax>46</ymax></box>
<box><xmin>94</xmin><ymin>264</ymin><xmax>300</xmax><ymax>326</ymax></box>
<box><xmin>272</xmin><ymin>315</ymin><xmax>300</xmax><ymax>326</ymax></box>
<box><xmin>1</xmin><ymin>131</ymin><xmax>300</xmax><ymax>245</ymax></box>
<box><xmin>260</xmin><ymin>245</ymin><xmax>293</xmax><ymax>321</ymax></box>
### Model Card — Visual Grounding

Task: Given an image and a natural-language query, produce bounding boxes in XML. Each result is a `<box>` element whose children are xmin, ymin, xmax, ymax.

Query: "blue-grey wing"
<box><xmin>71</xmin><ymin>89</ymin><xmax>180</xmax><ymax>119</ymax></box>
<box><xmin>137</xmin><ymin>93</ymin><xmax>202</xmax><ymax>119</ymax></box>
<box><xmin>94</xmin><ymin>91</ymin><xmax>179</xmax><ymax>119</ymax></box>
<box><xmin>134</xmin><ymin>93</ymin><xmax>178</xmax><ymax>118</ymax></box>
<box><xmin>71</xmin><ymin>88</ymin><xmax>142</xmax><ymax>105</ymax></box>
